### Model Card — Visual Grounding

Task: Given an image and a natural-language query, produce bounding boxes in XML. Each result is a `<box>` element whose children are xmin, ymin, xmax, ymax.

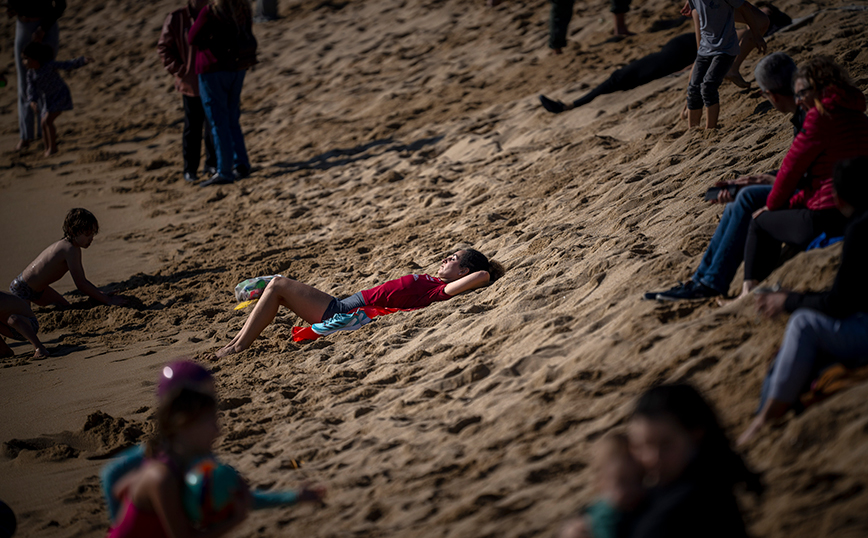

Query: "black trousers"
<box><xmin>744</xmin><ymin>208</ymin><xmax>848</xmax><ymax>282</ymax></box>
<box><xmin>183</xmin><ymin>95</ymin><xmax>217</xmax><ymax>175</ymax></box>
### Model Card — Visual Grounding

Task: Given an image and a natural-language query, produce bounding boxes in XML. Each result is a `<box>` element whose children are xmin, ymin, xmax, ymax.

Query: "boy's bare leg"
<box><xmin>216</xmin><ymin>277</ymin><xmax>333</xmax><ymax>357</ymax></box>
<box><xmin>705</xmin><ymin>103</ymin><xmax>720</xmax><ymax>129</ymax></box>
<box><xmin>725</xmin><ymin>28</ymin><xmax>753</xmax><ymax>88</ymax></box>
<box><xmin>612</xmin><ymin>13</ymin><xmax>633</xmax><ymax>36</ymax></box>
<box><xmin>687</xmin><ymin>108</ymin><xmax>703</xmax><ymax>128</ymax></box>
<box><xmin>4</xmin><ymin>314</ymin><xmax>49</xmax><ymax>358</ymax></box>
<box><xmin>15</xmin><ymin>139</ymin><xmax>31</xmax><ymax>151</ymax></box>
<box><xmin>42</xmin><ymin>112</ymin><xmax>61</xmax><ymax>156</ymax></box>
<box><xmin>33</xmin><ymin>286</ymin><xmax>71</xmax><ymax>308</ymax></box>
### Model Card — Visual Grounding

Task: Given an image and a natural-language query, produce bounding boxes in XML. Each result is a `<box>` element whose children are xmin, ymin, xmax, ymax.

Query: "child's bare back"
<box><xmin>10</xmin><ymin>209</ymin><xmax>124</xmax><ymax>308</ymax></box>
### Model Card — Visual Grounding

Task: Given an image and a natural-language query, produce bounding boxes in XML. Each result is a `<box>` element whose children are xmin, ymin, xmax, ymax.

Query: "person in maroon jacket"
<box><xmin>158</xmin><ymin>0</ymin><xmax>217</xmax><ymax>183</ymax></box>
<box><xmin>214</xmin><ymin>249</ymin><xmax>504</xmax><ymax>357</ymax></box>
<box><xmin>737</xmin><ymin>56</ymin><xmax>868</xmax><ymax>298</ymax></box>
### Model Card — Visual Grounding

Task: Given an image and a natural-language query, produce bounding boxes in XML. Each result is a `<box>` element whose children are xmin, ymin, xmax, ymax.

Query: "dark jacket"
<box><xmin>10</xmin><ymin>0</ymin><xmax>65</xmax><ymax>33</ymax></box>
<box><xmin>157</xmin><ymin>4</ymin><xmax>204</xmax><ymax>97</ymax></box>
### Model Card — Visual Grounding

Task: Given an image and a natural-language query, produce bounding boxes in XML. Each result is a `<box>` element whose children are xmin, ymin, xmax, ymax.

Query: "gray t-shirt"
<box><xmin>690</xmin><ymin>0</ymin><xmax>744</xmax><ymax>56</ymax></box>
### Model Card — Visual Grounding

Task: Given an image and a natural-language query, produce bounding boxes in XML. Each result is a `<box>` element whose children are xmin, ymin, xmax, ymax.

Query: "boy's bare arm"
<box><xmin>66</xmin><ymin>246</ymin><xmax>118</xmax><ymax>305</ymax></box>
<box><xmin>736</xmin><ymin>2</ymin><xmax>768</xmax><ymax>53</ymax></box>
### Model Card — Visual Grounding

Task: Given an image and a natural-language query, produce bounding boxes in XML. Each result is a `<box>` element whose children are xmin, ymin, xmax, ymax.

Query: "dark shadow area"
<box><xmin>648</xmin><ymin>16</ymin><xmax>690</xmax><ymax>33</ymax></box>
<box><xmin>273</xmin><ymin>135</ymin><xmax>443</xmax><ymax>173</ymax></box>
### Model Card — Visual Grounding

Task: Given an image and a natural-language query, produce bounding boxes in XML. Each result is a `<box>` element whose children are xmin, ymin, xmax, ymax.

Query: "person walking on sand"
<box><xmin>189</xmin><ymin>0</ymin><xmax>258</xmax><ymax>187</ymax></box>
<box><xmin>7</xmin><ymin>0</ymin><xmax>65</xmax><ymax>151</ymax></box>
<box><xmin>685</xmin><ymin>0</ymin><xmax>768</xmax><ymax>129</ymax></box>
<box><xmin>215</xmin><ymin>249</ymin><xmax>504</xmax><ymax>357</ymax></box>
<box><xmin>9</xmin><ymin>208</ymin><xmax>126</xmax><ymax>308</ymax></box>
<box><xmin>21</xmin><ymin>41</ymin><xmax>91</xmax><ymax>156</ymax></box>
<box><xmin>158</xmin><ymin>0</ymin><xmax>218</xmax><ymax>183</ymax></box>
<box><xmin>548</xmin><ymin>0</ymin><xmax>633</xmax><ymax>54</ymax></box>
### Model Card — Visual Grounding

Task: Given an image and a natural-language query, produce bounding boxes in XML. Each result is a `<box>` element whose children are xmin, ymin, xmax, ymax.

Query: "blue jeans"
<box><xmin>761</xmin><ymin>310</ymin><xmax>868</xmax><ymax>405</ymax></box>
<box><xmin>693</xmin><ymin>185</ymin><xmax>771</xmax><ymax>293</ymax></box>
<box><xmin>198</xmin><ymin>70</ymin><xmax>250</xmax><ymax>178</ymax></box>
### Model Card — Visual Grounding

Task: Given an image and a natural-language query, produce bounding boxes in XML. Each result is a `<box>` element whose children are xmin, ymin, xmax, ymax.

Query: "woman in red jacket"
<box><xmin>215</xmin><ymin>249</ymin><xmax>504</xmax><ymax>358</ymax></box>
<box><xmin>737</xmin><ymin>56</ymin><xmax>868</xmax><ymax>297</ymax></box>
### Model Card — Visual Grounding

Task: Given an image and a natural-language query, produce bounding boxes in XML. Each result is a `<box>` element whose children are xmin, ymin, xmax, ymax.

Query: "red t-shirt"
<box><xmin>360</xmin><ymin>274</ymin><xmax>452</xmax><ymax>310</ymax></box>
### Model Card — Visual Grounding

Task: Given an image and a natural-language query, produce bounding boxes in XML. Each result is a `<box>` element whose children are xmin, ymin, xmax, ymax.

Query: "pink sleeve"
<box><xmin>188</xmin><ymin>5</ymin><xmax>209</xmax><ymax>46</ymax></box>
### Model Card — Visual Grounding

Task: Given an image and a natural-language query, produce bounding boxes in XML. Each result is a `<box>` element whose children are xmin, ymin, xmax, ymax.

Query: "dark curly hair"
<box><xmin>63</xmin><ymin>208</ymin><xmax>99</xmax><ymax>241</ymax></box>
<box><xmin>795</xmin><ymin>56</ymin><xmax>854</xmax><ymax>106</ymax></box>
<box><xmin>457</xmin><ymin>248</ymin><xmax>505</xmax><ymax>282</ymax></box>
<box><xmin>146</xmin><ymin>388</ymin><xmax>217</xmax><ymax>458</ymax></box>
<box><xmin>834</xmin><ymin>157</ymin><xmax>868</xmax><ymax>213</ymax></box>
<box><xmin>23</xmin><ymin>41</ymin><xmax>54</xmax><ymax>65</ymax></box>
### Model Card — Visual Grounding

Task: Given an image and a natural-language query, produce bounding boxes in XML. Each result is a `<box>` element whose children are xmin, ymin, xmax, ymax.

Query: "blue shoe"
<box><xmin>655</xmin><ymin>280</ymin><xmax>720</xmax><ymax>301</ymax></box>
<box><xmin>311</xmin><ymin>311</ymin><xmax>370</xmax><ymax>337</ymax></box>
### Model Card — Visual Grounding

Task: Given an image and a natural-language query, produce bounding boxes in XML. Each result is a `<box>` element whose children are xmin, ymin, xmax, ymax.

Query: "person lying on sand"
<box><xmin>9</xmin><ymin>208</ymin><xmax>126</xmax><ymax>308</ymax></box>
<box><xmin>738</xmin><ymin>157</ymin><xmax>868</xmax><ymax>446</ymax></box>
<box><xmin>644</xmin><ymin>52</ymin><xmax>801</xmax><ymax>301</ymax></box>
<box><xmin>540</xmin><ymin>3</ymin><xmax>789</xmax><ymax>114</ymax></box>
<box><xmin>215</xmin><ymin>249</ymin><xmax>504</xmax><ymax>358</ymax></box>
<box><xmin>0</xmin><ymin>291</ymin><xmax>49</xmax><ymax>358</ymax></box>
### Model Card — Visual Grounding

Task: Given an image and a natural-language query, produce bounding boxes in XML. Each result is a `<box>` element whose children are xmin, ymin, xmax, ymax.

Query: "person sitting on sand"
<box><xmin>9</xmin><ymin>208</ymin><xmax>126</xmax><ymax>308</ymax></box>
<box><xmin>736</xmin><ymin>56</ymin><xmax>868</xmax><ymax>299</ymax></box>
<box><xmin>626</xmin><ymin>384</ymin><xmax>762</xmax><ymax>538</ymax></box>
<box><xmin>685</xmin><ymin>0</ymin><xmax>768</xmax><ymax>129</ymax></box>
<box><xmin>558</xmin><ymin>432</ymin><xmax>645</xmax><ymax>538</ymax></box>
<box><xmin>738</xmin><ymin>157</ymin><xmax>868</xmax><ymax>446</ymax></box>
<box><xmin>22</xmin><ymin>41</ymin><xmax>92</xmax><ymax>156</ymax></box>
<box><xmin>0</xmin><ymin>292</ymin><xmax>49</xmax><ymax>358</ymax></box>
<box><xmin>645</xmin><ymin>52</ymin><xmax>801</xmax><ymax>301</ymax></box>
<box><xmin>215</xmin><ymin>249</ymin><xmax>504</xmax><ymax>357</ymax></box>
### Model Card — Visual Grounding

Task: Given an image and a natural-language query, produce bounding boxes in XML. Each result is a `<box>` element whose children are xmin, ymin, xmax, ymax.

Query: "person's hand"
<box><xmin>32</xmin><ymin>27</ymin><xmax>45</xmax><ymax>43</ymax></box>
<box><xmin>30</xmin><ymin>101</ymin><xmax>38</xmax><ymax>112</ymax></box>
<box><xmin>754</xmin><ymin>34</ymin><xmax>767</xmax><ymax>54</ymax></box>
<box><xmin>755</xmin><ymin>291</ymin><xmax>788</xmax><ymax>318</ymax></box>
<box><xmin>680</xmin><ymin>1</ymin><xmax>692</xmax><ymax>17</ymax></box>
<box><xmin>559</xmin><ymin>516</ymin><xmax>592</xmax><ymax>538</ymax></box>
<box><xmin>298</xmin><ymin>484</ymin><xmax>327</xmax><ymax>505</ymax></box>
<box><xmin>733</xmin><ymin>173</ymin><xmax>775</xmax><ymax>186</ymax></box>
<box><xmin>752</xmin><ymin>205</ymin><xmax>769</xmax><ymax>219</ymax></box>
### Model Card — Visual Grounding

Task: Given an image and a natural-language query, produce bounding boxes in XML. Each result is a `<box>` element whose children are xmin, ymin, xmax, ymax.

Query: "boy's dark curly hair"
<box><xmin>457</xmin><ymin>248</ymin><xmax>505</xmax><ymax>282</ymax></box>
<box><xmin>63</xmin><ymin>208</ymin><xmax>99</xmax><ymax>241</ymax></box>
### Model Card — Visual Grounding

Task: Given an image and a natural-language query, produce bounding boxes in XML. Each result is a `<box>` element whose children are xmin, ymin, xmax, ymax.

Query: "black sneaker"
<box><xmin>234</xmin><ymin>164</ymin><xmax>251</xmax><ymax>179</ymax></box>
<box><xmin>183</xmin><ymin>171</ymin><xmax>198</xmax><ymax>183</ymax></box>
<box><xmin>200</xmin><ymin>173</ymin><xmax>234</xmax><ymax>187</ymax></box>
<box><xmin>655</xmin><ymin>280</ymin><xmax>720</xmax><ymax>301</ymax></box>
<box><xmin>539</xmin><ymin>94</ymin><xmax>567</xmax><ymax>114</ymax></box>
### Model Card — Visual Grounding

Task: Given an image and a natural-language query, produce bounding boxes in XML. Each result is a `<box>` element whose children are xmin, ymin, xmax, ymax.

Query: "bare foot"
<box><xmin>737</xmin><ymin>416</ymin><xmax>765</xmax><ymax>447</ymax></box>
<box><xmin>15</xmin><ymin>139</ymin><xmax>30</xmax><ymax>151</ymax></box>
<box><xmin>33</xmin><ymin>347</ymin><xmax>50</xmax><ymax>359</ymax></box>
<box><xmin>725</xmin><ymin>71</ymin><xmax>750</xmax><ymax>89</ymax></box>
<box><xmin>215</xmin><ymin>343</ymin><xmax>243</xmax><ymax>358</ymax></box>
<box><xmin>551</xmin><ymin>47</ymin><xmax>563</xmax><ymax>55</ymax></box>
<box><xmin>44</xmin><ymin>147</ymin><xmax>57</xmax><ymax>157</ymax></box>
<box><xmin>613</xmin><ymin>30</ymin><xmax>636</xmax><ymax>36</ymax></box>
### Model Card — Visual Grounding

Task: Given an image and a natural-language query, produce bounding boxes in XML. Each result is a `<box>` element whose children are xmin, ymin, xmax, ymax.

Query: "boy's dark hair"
<box><xmin>146</xmin><ymin>388</ymin><xmax>217</xmax><ymax>457</ymax></box>
<box><xmin>23</xmin><ymin>42</ymin><xmax>55</xmax><ymax>65</ymax></box>
<box><xmin>833</xmin><ymin>157</ymin><xmax>868</xmax><ymax>213</ymax></box>
<box><xmin>457</xmin><ymin>248</ymin><xmax>505</xmax><ymax>282</ymax></box>
<box><xmin>63</xmin><ymin>208</ymin><xmax>99</xmax><ymax>240</ymax></box>
<box><xmin>632</xmin><ymin>384</ymin><xmax>764</xmax><ymax>495</ymax></box>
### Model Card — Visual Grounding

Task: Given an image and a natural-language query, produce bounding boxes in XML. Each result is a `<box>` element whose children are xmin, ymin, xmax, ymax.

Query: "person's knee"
<box><xmin>686</xmin><ymin>85</ymin><xmax>703</xmax><ymax>110</ymax></box>
<box><xmin>700</xmin><ymin>83</ymin><xmax>720</xmax><ymax>108</ymax></box>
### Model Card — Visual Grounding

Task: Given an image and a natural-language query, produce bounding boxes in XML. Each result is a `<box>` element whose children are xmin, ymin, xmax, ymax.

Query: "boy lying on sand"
<box><xmin>0</xmin><ymin>292</ymin><xmax>48</xmax><ymax>358</ymax></box>
<box><xmin>9</xmin><ymin>208</ymin><xmax>125</xmax><ymax>308</ymax></box>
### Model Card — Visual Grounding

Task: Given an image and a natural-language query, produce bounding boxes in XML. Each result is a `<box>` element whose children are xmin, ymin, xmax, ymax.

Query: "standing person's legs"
<box><xmin>549</xmin><ymin>0</ymin><xmax>575</xmax><ymax>52</ymax></box>
<box><xmin>15</xmin><ymin>20</ymin><xmax>39</xmax><ymax>147</ymax></box>
<box><xmin>198</xmin><ymin>72</ymin><xmax>234</xmax><ymax>180</ymax></box>
<box><xmin>700</xmin><ymin>53</ymin><xmax>736</xmax><ymax>128</ymax></box>
<box><xmin>687</xmin><ymin>55</ymin><xmax>711</xmax><ymax>128</ymax></box>
<box><xmin>693</xmin><ymin>185</ymin><xmax>772</xmax><ymax>293</ymax></box>
<box><xmin>227</xmin><ymin>70</ymin><xmax>250</xmax><ymax>174</ymax></box>
<box><xmin>182</xmin><ymin>95</ymin><xmax>206</xmax><ymax>177</ymax></box>
<box><xmin>611</xmin><ymin>0</ymin><xmax>632</xmax><ymax>35</ymax></box>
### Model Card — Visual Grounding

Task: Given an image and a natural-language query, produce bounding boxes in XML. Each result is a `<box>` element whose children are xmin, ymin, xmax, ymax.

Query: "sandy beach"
<box><xmin>2</xmin><ymin>0</ymin><xmax>868</xmax><ymax>536</ymax></box>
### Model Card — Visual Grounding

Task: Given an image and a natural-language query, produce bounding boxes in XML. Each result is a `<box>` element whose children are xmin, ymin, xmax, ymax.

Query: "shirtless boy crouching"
<box><xmin>0</xmin><ymin>292</ymin><xmax>49</xmax><ymax>358</ymax></box>
<box><xmin>10</xmin><ymin>208</ymin><xmax>126</xmax><ymax>308</ymax></box>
